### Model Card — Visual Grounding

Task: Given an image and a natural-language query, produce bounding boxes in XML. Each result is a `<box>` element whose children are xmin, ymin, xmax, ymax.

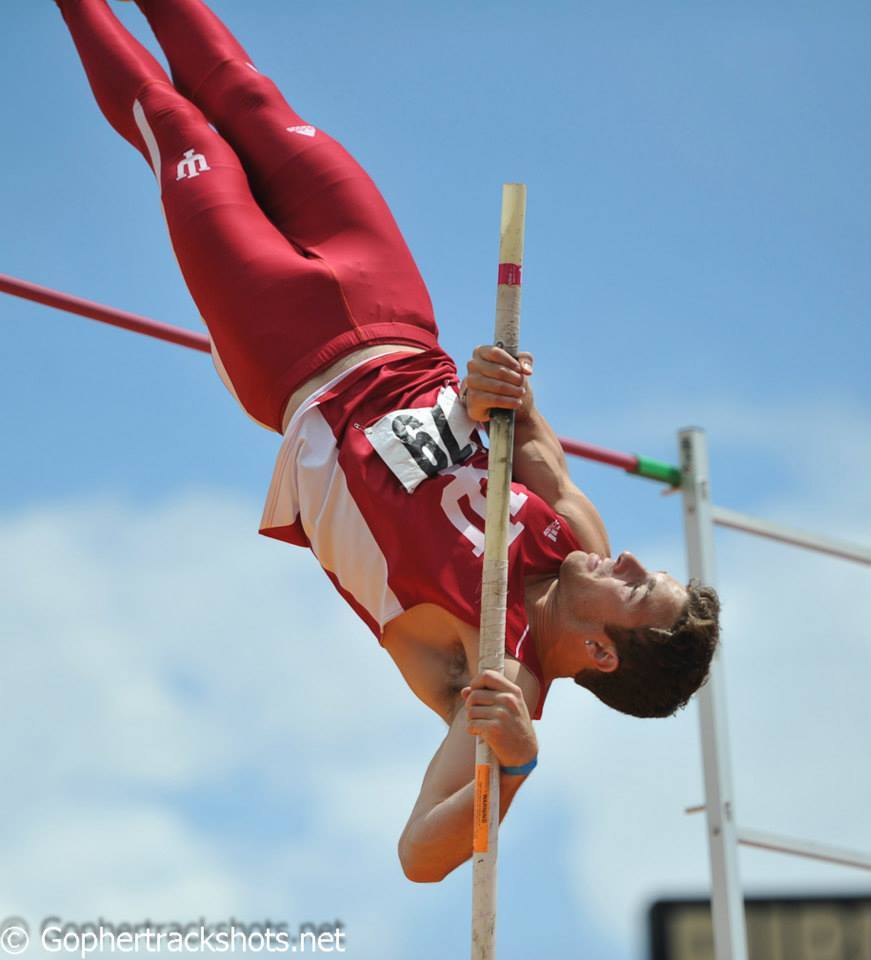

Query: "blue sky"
<box><xmin>2</xmin><ymin>2</ymin><xmax>870</xmax><ymax>959</ymax></box>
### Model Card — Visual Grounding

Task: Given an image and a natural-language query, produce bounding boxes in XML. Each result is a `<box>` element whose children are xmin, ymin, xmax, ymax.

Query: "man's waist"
<box><xmin>280</xmin><ymin>345</ymin><xmax>426</xmax><ymax>432</ymax></box>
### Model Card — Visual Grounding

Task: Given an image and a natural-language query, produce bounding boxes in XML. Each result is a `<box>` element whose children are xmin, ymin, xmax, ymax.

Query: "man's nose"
<box><xmin>615</xmin><ymin>551</ymin><xmax>644</xmax><ymax>574</ymax></box>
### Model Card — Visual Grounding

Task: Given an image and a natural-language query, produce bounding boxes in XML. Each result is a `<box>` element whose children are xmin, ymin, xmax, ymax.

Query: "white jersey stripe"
<box><xmin>263</xmin><ymin>404</ymin><xmax>403</xmax><ymax>629</ymax></box>
<box><xmin>515</xmin><ymin>625</ymin><xmax>529</xmax><ymax>658</ymax></box>
<box><xmin>133</xmin><ymin>99</ymin><xmax>162</xmax><ymax>184</ymax></box>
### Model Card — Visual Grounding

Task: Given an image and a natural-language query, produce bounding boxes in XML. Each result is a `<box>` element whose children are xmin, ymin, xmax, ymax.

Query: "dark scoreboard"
<box><xmin>649</xmin><ymin>895</ymin><xmax>871</xmax><ymax>960</ymax></box>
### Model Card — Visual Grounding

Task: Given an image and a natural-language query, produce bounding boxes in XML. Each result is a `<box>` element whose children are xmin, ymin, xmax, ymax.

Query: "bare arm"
<box><xmin>398</xmin><ymin>670</ymin><xmax>537</xmax><ymax>883</ymax></box>
<box><xmin>462</xmin><ymin>345</ymin><xmax>610</xmax><ymax>555</ymax></box>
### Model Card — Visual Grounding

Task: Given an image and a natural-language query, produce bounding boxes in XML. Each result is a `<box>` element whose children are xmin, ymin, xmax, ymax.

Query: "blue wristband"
<box><xmin>500</xmin><ymin>756</ymin><xmax>538</xmax><ymax>776</ymax></box>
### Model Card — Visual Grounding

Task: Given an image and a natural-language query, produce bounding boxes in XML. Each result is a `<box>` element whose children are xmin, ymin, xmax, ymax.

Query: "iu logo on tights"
<box><xmin>176</xmin><ymin>148</ymin><xmax>211</xmax><ymax>181</ymax></box>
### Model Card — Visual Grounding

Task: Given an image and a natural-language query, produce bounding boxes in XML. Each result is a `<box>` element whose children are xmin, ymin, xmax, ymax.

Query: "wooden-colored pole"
<box><xmin>470</xmin><ymin>183</ymin><xmax>527</xmax><ymax>960</ymax></box>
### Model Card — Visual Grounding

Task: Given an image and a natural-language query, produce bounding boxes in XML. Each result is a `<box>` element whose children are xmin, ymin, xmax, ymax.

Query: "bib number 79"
<box><xmin>365</xmin><ymin>385</ymin><xmax>478</xmax><ymax>493</ymax></box>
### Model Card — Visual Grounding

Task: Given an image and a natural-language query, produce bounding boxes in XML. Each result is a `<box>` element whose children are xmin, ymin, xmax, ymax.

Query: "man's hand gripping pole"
<box><xmin>470</xmin><ymin>183</ymin><xmax>527</xmax><ymax>960</ymax></box>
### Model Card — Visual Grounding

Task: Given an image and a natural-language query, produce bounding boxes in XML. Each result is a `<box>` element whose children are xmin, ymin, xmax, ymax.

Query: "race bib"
<box><xmin>364</xmin><ymin>385</ymin><xmax>479</xmax><ymax>493</ymax></box>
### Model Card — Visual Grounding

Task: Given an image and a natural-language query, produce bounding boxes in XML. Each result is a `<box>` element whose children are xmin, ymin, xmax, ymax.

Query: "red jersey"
<box><xmin>259</xmin><ymin>349</ymin><xmax>582</xmax><ymax>718</ymax></box>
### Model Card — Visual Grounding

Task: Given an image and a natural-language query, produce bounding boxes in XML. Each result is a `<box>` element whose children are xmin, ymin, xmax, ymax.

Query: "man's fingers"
<box><xmin>469</xmin><ymin>670</ymin><xmax>521</xmax><ymax>693</ymax></box>
<box><xmin>466</xmin><ymin>705</ymin><xmax>507</xmax><ymax>721</ymax></box>
<box><xmin>465</xmin><ymin>689</ymin><xmax>513</xmax><ymax>707</ymax></box>
<box><xmin>474</xmin><ymin>343</ymin><xmax>520</xmax><ymax>368</ymax></box>
<box><xmin>469</xmin><ymin>352</ymin><xmax>525</xmax><ymax>376</ymax></box>
<box><xmin>472</xmin><ymin>344</ymin><xmax>533</xmax><ymax>370</ymax></box>
<box><xmin>466</xmin><ymin>372</ymin><xmax>525</xmax><ymax>397</ymax></box>
<box><xmin>470</xmin><ymin>392</ymin><xmax>524</xmax><ymax>414</ymax></box>
<box><xmin>467</xmin><ymin>362</ymin><xmax>525</xmax><ymax>390</ymax></box>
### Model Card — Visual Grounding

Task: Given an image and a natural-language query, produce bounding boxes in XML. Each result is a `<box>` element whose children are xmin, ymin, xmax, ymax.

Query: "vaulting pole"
<box><xmin>470</xmin><ymin>183</ymin><xmax>526</xmax><ymax>960</ymax></box>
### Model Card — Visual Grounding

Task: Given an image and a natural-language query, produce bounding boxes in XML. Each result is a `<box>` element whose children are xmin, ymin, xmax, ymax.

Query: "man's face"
<box><xmin>558</xmin><ymin>550</ymin><xmax>687</xmax><ymax>631</ymax></box>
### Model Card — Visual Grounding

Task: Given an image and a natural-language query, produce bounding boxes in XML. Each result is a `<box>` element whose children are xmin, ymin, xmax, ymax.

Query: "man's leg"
<box><xmin>56</xmin><ymin>0</ymin><xmax>351</xmax><ymax>432</ymax></box>
<box><xmin>54</xmin><ymin>0</ymin><xmax>171</xmax><ymax>161</ymax></box>
<box><xmin>132</xmin><ymin>1</ymin><xmax>411</xmax><ymax>249</ymax></box>
<box><xmin>132</xmin><ymin>0</ymin><xmax>440</xmax><ymax>359</ymax></box>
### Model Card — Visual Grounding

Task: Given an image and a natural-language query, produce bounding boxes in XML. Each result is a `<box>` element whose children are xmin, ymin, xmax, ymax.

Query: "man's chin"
<box><xmin>560</xmin><ymin>550</ymin><xmax>590</xmax><ymax>578</ymax></box>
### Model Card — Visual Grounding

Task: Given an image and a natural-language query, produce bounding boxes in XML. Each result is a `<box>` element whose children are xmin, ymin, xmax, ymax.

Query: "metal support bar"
<box><xmin>712</xmin><ymin>506</ymin><xmax>871</xmax><ymax>566</ymax></box>
<box><xmin>738</xmin><ymin>828</ymin><xmax>871</xmax><ymax>871</ymax></box>
<box><xmin>686</xmin><ymin>807</ymin><xmax>871</xmax><ymax>871</ymax></box>
<box><xmin>680</xmin><ymin>427</ymin><xmax>749</xmax><ymax>960</ymax></box>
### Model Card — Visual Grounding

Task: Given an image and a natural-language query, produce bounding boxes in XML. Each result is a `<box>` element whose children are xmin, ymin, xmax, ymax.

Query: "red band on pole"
<box><xmin>497</xmin><ymin>263</ymin><xmax>522</xmax><ymax>286</ymax></box>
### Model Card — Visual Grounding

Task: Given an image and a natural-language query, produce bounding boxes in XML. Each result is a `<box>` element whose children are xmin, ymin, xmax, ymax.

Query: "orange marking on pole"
<box><xmin>473</xmin><ymin>764</ymin><xmax>491</xmax><ymax>853</ymax></box>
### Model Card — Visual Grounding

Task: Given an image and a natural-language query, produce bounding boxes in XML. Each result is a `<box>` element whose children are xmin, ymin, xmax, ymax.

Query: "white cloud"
<box><xmin>0</xmin><ymin>490</ymin><xmax>444</xmax><ymax>958</ymax></box>
<box><xmin>1</xmin><ymin>394</ymin><xmax>869</xmax><ymax>959</ymax></box>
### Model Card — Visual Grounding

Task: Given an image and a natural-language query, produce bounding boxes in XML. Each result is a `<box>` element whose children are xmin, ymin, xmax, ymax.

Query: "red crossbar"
<box><xmin>0</xmin><ymin>273</ymin><xmax>210</xmax><ymax>353</ymax></box>
<box><xmin>2</xmin><ymin>272</ymin><xmax>650</xmax><ymax>473</ymax></box>
<box><xmin>557</xmin><ymin>437</ymin><xmax>639</xmax><ymax>472</ymax></box>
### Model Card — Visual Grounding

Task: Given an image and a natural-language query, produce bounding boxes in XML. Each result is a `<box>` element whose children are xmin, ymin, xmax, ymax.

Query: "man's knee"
<box><xmin>138</xmin><ymin>80</ymin><xmax>203</xmax><ymax>128</ymax></box>
<box><xmin>208</xmin><ymin>59</ymin><xmax>284</xmax><ymax>115</ymax></box>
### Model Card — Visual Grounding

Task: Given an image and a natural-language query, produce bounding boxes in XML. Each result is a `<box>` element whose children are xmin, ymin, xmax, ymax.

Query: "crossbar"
<box><xmin>558</xmin><ymin>436</ymin><xmax>637</xmax><ymax>471</ymax></box>
<box><xmin>558</xmin><ymin>436</ymin><xmax>681</xmax><ymax>486</ymax></box>
<box><xmin>2</xmin><ymin>272</ymin><xmax>686</xmax><ymax>483</ymax></box>
<box><xmin>712</xmin><ymin>506</ymin><xmax>871</xmax><ymax>565</ymax></box>
<box><xmin>0</xmin><ymin>272</ymin><xmax>210</xmax><ymax>353</ymax></box>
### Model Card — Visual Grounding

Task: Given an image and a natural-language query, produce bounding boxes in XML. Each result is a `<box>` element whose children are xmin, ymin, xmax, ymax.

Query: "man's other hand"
<box><xmin>461</xmin><ymin>344</ymin><xmax>534</xmax><ymax>423</ymax></box>
<box><xmin>461</xmin><ymin>669</ymin><xmax>538</xmax><ymax>769</ymax></box>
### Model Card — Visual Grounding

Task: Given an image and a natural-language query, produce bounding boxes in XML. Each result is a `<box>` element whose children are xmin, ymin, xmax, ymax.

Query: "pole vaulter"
<box><xmin>13</xmin><ymin>0</ymin><xmax>722</xmax><ymax>949</ymax></box>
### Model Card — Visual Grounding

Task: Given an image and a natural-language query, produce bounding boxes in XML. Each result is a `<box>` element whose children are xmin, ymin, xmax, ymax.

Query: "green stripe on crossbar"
<box><xmin>634</xmin><ymin>456</ymin><xmax>682</xmax><ymax>487</ymax></box>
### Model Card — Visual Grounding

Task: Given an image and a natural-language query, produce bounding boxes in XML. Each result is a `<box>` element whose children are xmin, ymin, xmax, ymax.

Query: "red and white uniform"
<box><xmin>260</xmin><ymin>349</ymin><xmax>583</xmax><ymax>718</ymax></box>
<box><xmin>58</xmin><ymin>0</ymin><xmax>581</xmax><ymax>716</ymax></box>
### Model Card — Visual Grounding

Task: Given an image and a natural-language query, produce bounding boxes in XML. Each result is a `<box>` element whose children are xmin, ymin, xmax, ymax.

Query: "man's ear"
<box><xmin>590</xmin><ymin>638</ymin><xmax>619</xmax><ymax>674</ymax></box>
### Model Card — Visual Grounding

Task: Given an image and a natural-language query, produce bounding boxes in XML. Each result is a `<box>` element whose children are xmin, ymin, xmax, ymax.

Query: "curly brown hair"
<box><xmin>573</xmin><ymin>580</ymin><xmax>720</xmax><ymax>718</ymax></box>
